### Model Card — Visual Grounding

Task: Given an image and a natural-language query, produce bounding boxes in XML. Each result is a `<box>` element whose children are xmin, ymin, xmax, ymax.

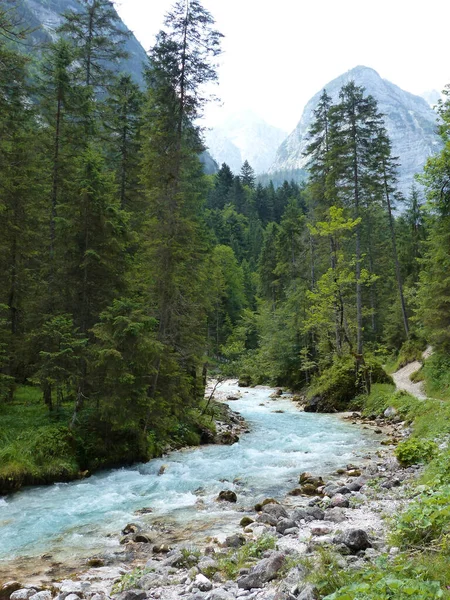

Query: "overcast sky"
<box><xmin>115</xmin><ymin>0</ymin><xmax>450</xmax><ymax>133</ymax></box>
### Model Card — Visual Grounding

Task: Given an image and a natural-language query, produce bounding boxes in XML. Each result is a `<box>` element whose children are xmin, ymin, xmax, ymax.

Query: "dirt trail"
<box><xmin>391</xmin><ymin>346</ymin><xmax>432</xmax><ymax>400</ymax></box>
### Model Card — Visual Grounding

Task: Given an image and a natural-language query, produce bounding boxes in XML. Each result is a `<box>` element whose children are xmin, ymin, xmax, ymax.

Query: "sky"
<box><xmin>115</xmin><ymin>0</ymin><xmax>450</xmax><ymax>133</ymax></box>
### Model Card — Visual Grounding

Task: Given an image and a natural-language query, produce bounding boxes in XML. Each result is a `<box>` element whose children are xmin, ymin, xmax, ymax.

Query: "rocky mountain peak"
<box><xmin>270</xmin><ymin>65</ymin><xmax>441</xmax><ymax>194</ymax></box>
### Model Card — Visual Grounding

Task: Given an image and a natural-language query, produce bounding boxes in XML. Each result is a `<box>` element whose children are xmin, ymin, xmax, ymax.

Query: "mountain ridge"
<box><xmin>270</xmin><ymin>65</ymin><xmax>442</xmax><ymax>194</ymax></box>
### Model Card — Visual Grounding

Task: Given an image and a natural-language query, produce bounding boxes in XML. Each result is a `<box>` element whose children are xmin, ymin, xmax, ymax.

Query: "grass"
<box><xmin>205</xmin><ymin>535</ymin><xmax>276</xmax><ymax>580</ymax></box>
<box><xmin>0</xmin><ymin>385</ymin><xmax>218</xmax><ymax>494</ymax></box>
<box><xmin>0</xmin><ymin>386</ymin><xmax>80</xmax><ymax>492</ymax></box>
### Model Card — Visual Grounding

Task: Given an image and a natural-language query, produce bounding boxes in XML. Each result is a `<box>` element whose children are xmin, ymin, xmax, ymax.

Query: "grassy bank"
<box><xmin>0</xmin><ymin>386</ymin><xmax>218</xmax><ymax>495</ymax></box>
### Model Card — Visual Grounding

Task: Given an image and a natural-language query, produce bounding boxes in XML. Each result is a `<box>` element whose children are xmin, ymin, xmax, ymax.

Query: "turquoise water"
<box><xmin>0</xmin><ymin>382</ymin><xmax>376</xmax><ymax>566</ymax></box>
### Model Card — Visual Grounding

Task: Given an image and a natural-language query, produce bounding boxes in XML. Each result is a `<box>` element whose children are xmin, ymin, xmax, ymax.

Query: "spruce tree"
<box><xmin>140</xmin><ymin>0</ymin><xmax>222</xmax><ymax>420</ymax></box>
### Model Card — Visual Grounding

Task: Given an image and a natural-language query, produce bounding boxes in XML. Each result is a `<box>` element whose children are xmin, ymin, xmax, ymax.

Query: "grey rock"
<box><xmin>138</xmin><ymin>574</ymin><xmax>169</xmax><ymax>590</ymax></box>
<box><xmin>198</xmin><ymin>557</ymin><xmax>218</xmax><ymax>575</ymax></box>
<box><xmin>306</xmin><ymin>506</ymin><xmax>325</xmax><ymax>520</ymax></box>
<box><xmin>384</xmin><ymin>407</ymin><xmax>398</xmax><ymax>418</ymax></box>
<box><xmin>276</xmin><ymin>518</ymin><xmax>297</xmax><ymax>534</ymax></box>
<box><xmin>297</xmin><ymin>584</ymin><xmax>320</xmax><ymax>600</ymax></box>
<box><xmin>224</xmin><ymin>534</ymin><xmax>246</xmax><ymax>548</ymax></box>
<box><xmin>257</xmin><ymin>512</ymin><xmax>278</xmax><ymax>526</ymax></box>
<box><xmin>113</xmin><ymin>592</ymin><xmax>147</xmax><ymax>600</ymax></box>
<box><xmin>194</xmin><ymin>575</ymin><xmax>212</xmax><ymax>592</ymax></box>
<box><xmin>237</xmin><ymin>552</ymin><xmax>285</xmax><ymax>589</ymax></box>
<box><xmin>290</xmin><ymin>508</ymin><xmax>308</xmax><ymax>522</ymax></box>
<box><xmin>283</xmin><ymin>527</ymin><xmax>299</xmax><ymax>535</ymax></box>
<box><xmin>329</xmin><ymin>494</ymin><xmax>350</xmax><ymax>508</ymax></box>
<box><xmin>29</xmin><ymin>593</ymin><xmax>52</xmax><ymax>600</ymax></box>
<box><xmin>335</xmin><ymin>486</ymin><xmax>351</xmax><ymax>495</ymax></box>
<box><xmin>10</xmin><ymin>591</ymin><xmax>37</xmax><ymax>600</ymax></box>
<box><xmin>334</xmin><ymin>529</ymin><xmax>372</xmax><ymax>553</ymax></box>
<box><xmin>323</xmin><ymin>484</ymin><xmax>340</xmax><ymax>497</ymax></box>
<box><xmin>64</xmin><ymin>595</ymin><xmax>80</xmax><ymax>600</ymax></box>
<box><xmin>162</xmin><ymin>550</ymin><xmax>185</xmax><ymax>568</ymax></box>
<box><xmin>262</xmin><ymin>503</ymin><xmax>288</xmax><ymax>520</ymax></box>
<box><xmin>207</xmin><ymin>589</ymin><xmax>235</xmax><ymax>600</ymax></box>
<box><xmin>346</xmin><ymin>480</ymin><xmax>363</xmax><ymax>492</ymax></box>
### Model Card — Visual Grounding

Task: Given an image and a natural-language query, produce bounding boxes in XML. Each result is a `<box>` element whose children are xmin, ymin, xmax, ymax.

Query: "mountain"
<box><xmin>16</xmin><ymin>0</ymin><xmax>148</xmax><ymax>85</ymax></box>
<box><xmin>270</xmin><ymin>66</ymin><xmax>442</xmax><ymax>194</ymax></box>
<box><xmin>421</xmin><ymin>89</ymin><xmax>442</xmax><ymax>107</ymax></box>
<box><xmin>205</xmin><ymin>111</ymin><xmax>287</xmax><ymax>175</ymax></box>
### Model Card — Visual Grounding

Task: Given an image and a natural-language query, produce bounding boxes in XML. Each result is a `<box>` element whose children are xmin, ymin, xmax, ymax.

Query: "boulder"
<box><xmin>133</xmin><ymin>532</ymin><xmax>156</xmax><ymax>544</ymax></box>
<box><xmin>276</xmin><ymin>519</ymin><xmax>297</xmax><ymax>534</ymax></box>
<box><xmin>121</xmin><ymin>523</ymin><xmax>140</xmax><ymax>535</ymax></box>
<box><xmin>197</xmin><ymin>557</ymin><xmax>218</xmax><ymax>576</ymax></box>
<box><xmin>298</xmin><ymin>585</ymin><xmax>320</xmax><ymax>600</ymax></box>
<box><xmin>10</xmin><ymin>591</ymin><xmax>37</xmax><ymax>600</ymax></box>
<box><xmin>162</xmin><ymin>550</ymin><xmax>185</xmax><ymax>567</ymax></box>
<box><xmin>262</xmin><ymin>503</ymin><xmax>288</xmax><ymax>520</ymax></box>
<box><xmin>217</xmin><ymin>490</ymin><xmax>237</xmax><ymax>503</ymax></box>
<box><xmin>29</xmin><ymin>593</ymin><xmax>52</xmax><ymax>600</ymax></box>
<box><xmin>215</xmin><ymin>432</ymin><xmax>239</xmax><ymax>445</ymax></box>
<box><xmin>208</xmin><ymin>590</ymin><xmax>234</xmax><ymax>600</ymax></box>
<box><xmin>306</xmin><ymin>506</ymin><xmax>325</xmax><ymax>520</ymax></box>
<box><xmin>384</xmin><ymin>406</ymin><xmax>398</xmax><ymax>419</ymax></box>
<box><xmin>329</xmin><ymin>494</ymin><xmax>349</xmax><ymax>508</ymax></box>
<box><xmin>290</xmin><ymin>508</ymin><xmax>308</xmax><ymax>522</ymax></box>
<box><xmin>240</xmin><ymin>516</ymin><xmax>254</xmax><ymax>527</ymax></box>
<box><xmin>0</xmin><ymin>583</ymin><xmax>22</xmax><ymax>600</ymax></box>
<box><xmin>224</xmin><ymin>534</ymin><xmax>245</xmax><ymax>548</ymax></box>
<box><xmin>300</xmin><ymin>483</ymin><xmax>320</xmax><ymax>496</ymax></box>
<box><xmin>237</xmin><ymin>552</ymin><xmax>285</xmax><ymax>589</ymax></box>
<box><xmin>311</xmin><ymin>526</ymin><xmax>332</xmax><ymax>536</ymax></box>
<box><xmin>324</xmin><ymin>507</ymin><xmax>347</xmax><ymax>523</ymax></box>
<box><xmin>256</xmin><ymin>512</ymin><xmax>278</xmax><ymax>526</ymax></box>
<box><xmin>334</xmin><ymin>529</ymin><xmax>371</xmax><ymax>553</ymax></box>
<box><xmin>113</xmin><ymin>592</ymin><xmax>147</xmax><ymax>600</ymax></box>
<box><xmin>194</xmin><ymin>574</ymin><xmax>212</xmax><ymax>592</ymax></box>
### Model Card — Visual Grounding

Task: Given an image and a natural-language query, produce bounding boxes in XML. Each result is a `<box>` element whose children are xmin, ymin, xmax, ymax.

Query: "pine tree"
<box><xmin>104</xmin><ymin>73</ymin><xmax>144</xmax><ymax>212</ymax></box>
<box><xmin>59</xmin><ymin>0</ymin><xmax>129</xmax><ymax>90</ymax></box>
<box><xmin>329</xmin><ymin>82</ymin><xmax>382</xmax><ymax>359</ymax></box>
<box><xmin>240</xmin><ymin>160</ymin><xmax>256</xmax><ymax>188</ymax></box>
<box><xmin>140</xmin><ymin>0</ymin><xmax>222</xmax><ymax>420</ymax></box>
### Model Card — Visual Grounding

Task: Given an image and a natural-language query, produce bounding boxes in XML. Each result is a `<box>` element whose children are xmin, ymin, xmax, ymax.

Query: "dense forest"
<box><xmin>1</xmin><ymin>0</ymin><xmax>450</xmax><ymax>498</ymax></box>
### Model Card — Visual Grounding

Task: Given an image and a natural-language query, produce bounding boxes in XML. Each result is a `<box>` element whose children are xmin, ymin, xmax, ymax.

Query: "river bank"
<box><xmin>0</xmin><ymin>411</ymin><xmax>413</xmax><ymax>600</ymax></box>
<box><xmin>0</xmin><ymin>380</ymin><xmax>404</xmax><ymax>597</ymax></box>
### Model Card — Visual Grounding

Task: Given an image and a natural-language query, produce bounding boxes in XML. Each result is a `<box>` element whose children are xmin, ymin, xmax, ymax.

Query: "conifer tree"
<box><xmin>240</xmin><ymin>160</ymin><xmax>256</xmax><ymax>188</ymax></box>
<box><xmin>329</xmin><ymin>82</ymin><xmax>381</xmax><ymax>359</ymax></box>
<box><xmin>104</xmin><ymin>73</ymin><xmax>144</xmax><ymax>212</ymax></box>
<box><xmin>140</xmin><ymin>0</ymin><xmax>222</xmax><ymax>416</ymax></box>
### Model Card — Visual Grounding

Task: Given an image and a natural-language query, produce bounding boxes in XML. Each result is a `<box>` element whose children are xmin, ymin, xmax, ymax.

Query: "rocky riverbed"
<box><xmin>0</xmin><ymin>385</ymin><xmax>417</xmax><ymax>600</ymax></box>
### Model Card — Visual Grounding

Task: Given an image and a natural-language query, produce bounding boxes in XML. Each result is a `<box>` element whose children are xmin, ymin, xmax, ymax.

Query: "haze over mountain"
<box><xmin>270</xmin><ymin>66</ymin><xmax>442</xmax><ymax>194</ymax></box>
<box><xmin>204</xmin><ymin>111</ymin><xmax>287</xmax><ymax>175</ymax></box>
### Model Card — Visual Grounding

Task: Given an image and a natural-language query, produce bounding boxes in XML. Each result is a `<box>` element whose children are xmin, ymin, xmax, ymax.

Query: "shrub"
<box><xmin>307</xmin><ymin>356</ymin><xmax>392</xmax><ymax>412</ymax></box>
<box><xmin>323</xmin><ymin>575</ymin><xmax>443</xmax><ymax>599</ymax></box>
<box><xmin>392</xmin><ymin>485</ymin><xmax>450</xmax><ymax>549</ymax></box>
<box><xmin>395</xmin><ymin>438</ymin><xmax>438</xmax><ymax>466</ymax></box>
<box><xmin>395</xmin><ymin>338</ymin><xmax>426</xmax><ymax>370</ymax></box>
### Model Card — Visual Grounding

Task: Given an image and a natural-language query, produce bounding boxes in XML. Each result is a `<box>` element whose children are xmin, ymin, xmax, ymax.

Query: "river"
<box><xmin>0</xmin><ymin>381</ymin><xmax>378</xmax><ymax>581</ymax></box>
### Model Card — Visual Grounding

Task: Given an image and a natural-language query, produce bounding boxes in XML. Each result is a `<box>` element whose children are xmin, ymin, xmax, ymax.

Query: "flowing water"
<box><xmin>0</xmin><ymin>381</ymin><xmax>378</xmax><ymax>580</ymax></box>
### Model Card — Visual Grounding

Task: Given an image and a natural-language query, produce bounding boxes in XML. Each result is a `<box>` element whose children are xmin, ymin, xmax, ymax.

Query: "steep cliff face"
<box><xmin>17</xmin><ymin>0</ymin><xmax>148</xmax><ymax>84</ymax></box>
<box><xmin>270</xmin><ymin>66</ymin><xmax>441</xmax><ymax>194</ymax></box>
<box><xmin>205</xmin><ymin>110</ymin><xmax>287</xmax><ymax>175</ymax></box>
